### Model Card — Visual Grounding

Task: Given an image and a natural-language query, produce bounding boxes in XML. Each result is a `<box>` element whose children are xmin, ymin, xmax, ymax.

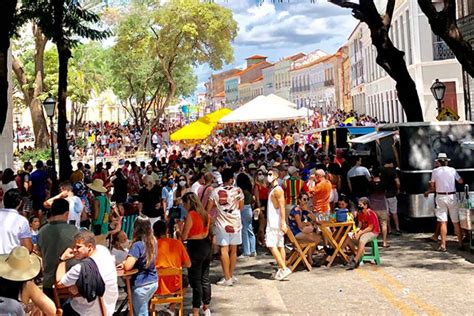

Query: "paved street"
<box><xmin>202</xmin><ymin>233</ymin><xmax>474</xmax><ymax>315</ymax></box>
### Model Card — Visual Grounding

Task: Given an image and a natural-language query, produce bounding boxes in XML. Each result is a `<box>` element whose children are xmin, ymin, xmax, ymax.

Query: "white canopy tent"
<box><xmin>297</xmin><ymin>107</ymin><xmax>314</xmax><ymax>116</ymax></box>
<box><xmin>266</xmin><ymin>94</ymin><xmax>297</xmax><ymax>108</ymax></box>
<box><xmin>219</xmin><ymin>95</ymin><xmax>305</xmax><ymax>123</ymax></box>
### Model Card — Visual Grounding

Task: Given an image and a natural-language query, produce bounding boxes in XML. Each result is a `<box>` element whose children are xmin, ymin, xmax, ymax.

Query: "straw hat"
<box><xmin>0</xmin><ymin>246</ymin><xmax>41</xmax><ymax>281</ymax></box>
<box><xmin>86</xmin><ymin>179</ymin><xmax>107</xmax><ymax>193</ymax></box>
<box><xmin>248</xmin><ymin>163</ymin><xmax>257</xmax><ymax>170</ymax></box>
<box><xmin>436</xmin><ymin>153</ymin><xmax>451</xmax><ymax>161</ymax></box>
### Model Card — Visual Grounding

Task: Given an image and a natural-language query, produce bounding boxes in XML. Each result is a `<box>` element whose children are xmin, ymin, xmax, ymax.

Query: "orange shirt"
<box><xmin>312</xmin><ymin>179</ymin><xmax>332</xmax><ymax>213</ymax></box>
<box><xmin>188</xmin><ymin>210</ymin><xmax>209</xmax><ymax>238</ymax></box>
<box><xmin>155</xmin><ymin>238</ymin><xmax>190</xmax><ymax>295</ymax></box>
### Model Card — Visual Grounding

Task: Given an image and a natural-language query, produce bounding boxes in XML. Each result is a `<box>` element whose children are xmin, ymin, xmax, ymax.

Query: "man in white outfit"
<box><xmin>266</xmin><ymin>166</ymin><xmax>291</xmax><ymax>281</ymax></box>
<box><xmin>425</xmin><ymin>153</ymin><xmax>464</xmax><ymax>251</ymax></box>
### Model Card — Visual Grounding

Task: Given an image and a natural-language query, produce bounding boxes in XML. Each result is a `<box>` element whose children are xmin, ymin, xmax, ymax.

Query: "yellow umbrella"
<box><xmin>344</xmin><ymin>116</ymin><xmax>355</xmax><ymax>124</ymax></box>
<box><xmin>204</xmin><ymin>108</ymin><xmax>232</xmax><ymax>124</ymax></box>
<box><xmin>170</xmin><ymin>108</ymin><xmax>232</xmax><ymax>141</ymax></box>
<box><xmin>171</xmin><ymin>118</ymin><xmax>214</xmax><ymax>141</ymax></box>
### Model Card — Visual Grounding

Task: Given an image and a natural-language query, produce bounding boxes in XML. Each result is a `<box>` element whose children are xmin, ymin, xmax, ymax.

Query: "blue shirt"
<box><xmin>128</xmin><ymin>241</ymin><xmax>157</xmax><ymax>287</ymax></box>
<box><xmin>161</xmin><ymin>186</ymin><xmax>174</xmax><ymax>211</ymax></box>
<box><xmin>288</xmin><ymin>206</ymin><xmax>311</xmax><ymax>236</ymax></box>
<box><xmin>30</xmin><ymin>169</ymin><xmax>49</xmax><ymax>198</ymax></box>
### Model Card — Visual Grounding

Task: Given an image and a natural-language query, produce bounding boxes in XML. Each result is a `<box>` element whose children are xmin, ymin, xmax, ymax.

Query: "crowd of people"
<box><xmin>1</xmin><ymin>113</ymin><xmax>465</xmax><ymax>316</ymax></box>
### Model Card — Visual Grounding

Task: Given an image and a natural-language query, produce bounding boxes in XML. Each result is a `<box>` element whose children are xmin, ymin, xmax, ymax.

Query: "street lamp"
<box><xmin>430</xmin><ymin>79</ymin><xmax>446</xmax><ymax>115</ymax></box>
<box><xmin>43</xmin><ymin>94</ymin><xmax>56</xmax><ymax>174</ymax></box>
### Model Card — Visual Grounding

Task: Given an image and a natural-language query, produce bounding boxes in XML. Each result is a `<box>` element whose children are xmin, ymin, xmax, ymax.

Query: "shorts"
<box><xmin>435</xmin><ymin>195</ymin><xmax>459</xmax><ymax>223</ymax></box>
<box><xmin>359</xmin><ymin>232</ymin><xmax>378</xmax><ymax>247</ymax></box>
<box><xmin>265</xmin><ymin>227</ymin><xmax>285</xmax><ymax>248</ymax></box>
<box><xmin>216</xmin><ymin>227</ymin><xmax>242</xmax><ymax>246</ymax></box>
<box><xmin>374</xmin><ymin>210</ymin><xmax>388</xmax><ymax>226</ymax></box>
<box><xmin>386</xmin><ymin>197</ymin><xmax>397</xmax><ymax>214</ymax></box>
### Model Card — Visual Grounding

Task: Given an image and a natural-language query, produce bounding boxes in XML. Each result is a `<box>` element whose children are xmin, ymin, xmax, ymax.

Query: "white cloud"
<box><xmin>195</xmin><ymin>0</ymin><xmax>358</xmax><ymax>93</ymax></box>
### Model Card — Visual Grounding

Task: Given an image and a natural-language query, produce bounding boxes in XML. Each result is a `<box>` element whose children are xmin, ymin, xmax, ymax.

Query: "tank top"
<box><xmin>188</xmin><ymin>210</ymin><xmax>209</xmax><ymax>238</ymax></box>
<box><xmin>256</xmin><ymin>183</ymin><xmax>269</xmax><ymax>200</ymax></box>
<box><xmin>266</xmin><ymin>186</ymin><xmax>281</xmax><ymax>229</ymax></box>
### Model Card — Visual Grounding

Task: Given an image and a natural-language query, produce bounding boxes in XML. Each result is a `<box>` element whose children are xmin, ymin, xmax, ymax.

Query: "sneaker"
<box><xmin>346</xmin><ymin>259</ymin><xmax>359</xmax><ymax>270</ymax></box>
<box><xmin>250</xmin><ymin>252</ymin><xmax>257</xmax><ymax>257</ymax></box>
<box><xmin>237</xmin><ymin>255</ymin><xmax>250</xmax><ymax>261</ymax></box>
<box><xmin>271</xmin><ymin>269</ymin><xmax>282</xmax><ymax>280</ymax></box>
<box><xmin>202</xmin><ymin>306</ymin><xmax>211</xmax><ymax>316</ymax></box>
<box><xmin>216</xmin><ymin>278</ymin><xmax>233</xmax><ymax>286</ymax></box>
<box><xmin>276</xmin><ymin>267</ymin><xmax>291</xmax><ymax>281</ymax></box>
<box><xmin>231</xmin><ymin>276</ymin><xmax>239</xmax><ymax>284</ymax></box>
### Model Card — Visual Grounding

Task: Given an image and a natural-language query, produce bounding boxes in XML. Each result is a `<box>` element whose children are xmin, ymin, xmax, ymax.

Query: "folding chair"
<box><xmin>285</xmin><ymin>229</ymin><xmax>316</xmax><ymax>272</ymax></box>
<box><xmin>150</xmin><ymin>267</ymin><xmax>185</xmax><ymax>316</ymax></box>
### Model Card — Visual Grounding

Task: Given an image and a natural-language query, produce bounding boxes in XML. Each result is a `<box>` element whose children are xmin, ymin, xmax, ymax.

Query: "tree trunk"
<box><xmin>418</xmin><ymin>0</ymin><xmax>474</xmax><ymax>78</ymax></box>
<box><xmin>330</xmin><ymin>0</ymin><xmax>424</xmax><ymax>122</ymax></box>
<box><xmin>57</xmin><ymin>44</ymin><xmax>72</xmax><ymax>181</ymax></box>
<box><xmin>0</xmin><ymin>46</ymin><xmax>8</xmax><ymax>135</ymax></box>
<box><xmin>0</xmin><ymin>0</ymin><xmax>17</xmax><ymax>134</ymax></box>
<box><xmin>371</xmin><ymin>34</ymin><xmax>424</xmax><ymax>122</ymax></box>
<box><xmin>11</xmin><ymin>25</ymin><xmax>49</xmax><ymax>148</ymax></box>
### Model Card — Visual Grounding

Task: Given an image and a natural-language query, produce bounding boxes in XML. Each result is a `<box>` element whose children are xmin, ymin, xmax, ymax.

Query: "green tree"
<box><xmin>110</xmin><ymin>3</ymin><xmax>197</xmax><ymax>130</ymax></box>
<box><xmin>12</xmin><ymin>26</ymin><xmax>52</xmax><ymax>148</ymax></box>
<box><xmin>23</xmin><ymin>0</ymin><xmax>110</xmax><ymax>181</ymax></box>
<box><xmin>148</xmin><ymin>0</ymin><xmax>238</xmax><ymax>126</ymax></box>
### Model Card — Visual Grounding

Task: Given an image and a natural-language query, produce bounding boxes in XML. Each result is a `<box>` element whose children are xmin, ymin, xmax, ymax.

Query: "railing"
<box><xmin>433</xmin><ymin>39</ymin><xmax>455</xmax><ymax>60</ymax></box>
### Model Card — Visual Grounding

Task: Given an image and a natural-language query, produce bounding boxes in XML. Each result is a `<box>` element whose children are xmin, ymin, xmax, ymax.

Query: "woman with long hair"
<box><xmin>180</xmin><ymin>192</ymin><xmax>211</xmax><ymax>316</ymax></box>
<box><xmin>236</xmin><ymin>172</ymin><xmax>256</xmax><ymax>258</ymax></box>
<box><xmin>120</xmin><ymin>215</ymin><xmax>158</xmax><ymax>315</ymax></box>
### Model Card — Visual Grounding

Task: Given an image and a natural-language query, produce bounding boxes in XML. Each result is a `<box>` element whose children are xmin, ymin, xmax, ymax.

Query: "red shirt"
<box><xmin>358</xmin><ymin>209</ymin><xmax>380</xmax><ymax>235</ymax></box>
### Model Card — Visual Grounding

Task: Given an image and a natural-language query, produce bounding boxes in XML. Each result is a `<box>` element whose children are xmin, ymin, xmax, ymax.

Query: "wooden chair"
<box><xmin>150</xmin><ymin>267</ymin><xmax>184</xmax><ymax>316</ymax></box>
<box><xmin>52</xmin><ymin>283</ymin><xmax>107</xmax><ymax>316</ymax></box>
<box><xmin>285</xmin><ymin>228</ymin><xmax>316</xmax><ymax>272</ymax></box>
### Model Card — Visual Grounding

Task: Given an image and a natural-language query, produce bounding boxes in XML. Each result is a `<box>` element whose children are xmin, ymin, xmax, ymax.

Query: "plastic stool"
<box><xmin>362</xmin><ymin>238</ymin><xmax>381</xmax><ymax>265</ymax></box>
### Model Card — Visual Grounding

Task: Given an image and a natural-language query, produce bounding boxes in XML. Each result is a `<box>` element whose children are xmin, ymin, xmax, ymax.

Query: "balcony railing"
<box><xmin>433</xmin><ymin>39</ymin><xmax>455</xmax><ymax>60</ymax></box>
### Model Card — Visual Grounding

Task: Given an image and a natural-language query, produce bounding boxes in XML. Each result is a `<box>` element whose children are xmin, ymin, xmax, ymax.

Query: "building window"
<box><xmin>433</xmin><ymin>34</ymin><xmax>455</xmax><ymax>60</ymax></box>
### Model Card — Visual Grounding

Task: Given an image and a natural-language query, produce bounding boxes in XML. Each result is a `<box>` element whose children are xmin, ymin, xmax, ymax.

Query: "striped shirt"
<box><xmin>283</xmin><ymin>177</ymin><xmax>308</xmax><ymax>206</ymax></box>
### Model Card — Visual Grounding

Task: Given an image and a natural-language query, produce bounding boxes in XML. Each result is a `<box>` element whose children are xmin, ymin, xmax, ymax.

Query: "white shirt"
<box><xmin>66</xmin><ymin>196</ymin><xmax>84</xmax><ymax>228</ymax></box>
<box><xmin>266</xmin><ymin>186</ymin><xmax>282</xmax><ymax>229</ymax></box>
<box><xmin>61</xmin><ymin>245</ymin><xmax>118</xmax><ymax>316</ymax></box>
<box><xmin>191</xmin><ymin>181</ymin><xmax>202</xmax><ymax>195</ymax></box>
<box><xmin>431</xmin><ymin>166</ymin><xmax>461</xmax><ymax>193</ymax></box>
<box><xmin>0</xmin><ymin>208</ymin><xmax>32</xmax><ymax>255</ymax></box>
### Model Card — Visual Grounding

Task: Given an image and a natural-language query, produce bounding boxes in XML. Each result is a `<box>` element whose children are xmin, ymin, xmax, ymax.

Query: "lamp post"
<box><xmin>43</xmin><ymin>94</ymin><xmax>56</xmax><ymax>174</ymax></box>
<box><xmin>430</xmin><ymin>79</ymin><xmax>446</xmax><ymax>115</ymax></box>
<box><xmin>98</xmin><ymin>104</ymin><xmax>104</xmax><ymax>133</ymax></box>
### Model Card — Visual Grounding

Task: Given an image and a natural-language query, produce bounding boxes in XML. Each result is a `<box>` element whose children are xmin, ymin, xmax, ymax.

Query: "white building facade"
<box><xmin>353</xmin><ymin>0</ymin><xmax>464</xmax><ymax>122</ymax></box>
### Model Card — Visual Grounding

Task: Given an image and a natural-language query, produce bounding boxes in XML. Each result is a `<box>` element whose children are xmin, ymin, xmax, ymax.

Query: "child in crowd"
<box><xmin>29</xmin><ymin>216</ymin><xmax>40</xmax><ymax>246</ymax></box>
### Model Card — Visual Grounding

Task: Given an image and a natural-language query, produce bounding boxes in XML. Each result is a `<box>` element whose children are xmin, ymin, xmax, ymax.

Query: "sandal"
<box><xmin>436</xmin><ymin>246</ymin><xmax>447</xmax><ymax>252</ymax></box>
<box><xmin>383</xmin><ymin>244</ymin><xmax>390</xmax><ymax>248</ymax></box>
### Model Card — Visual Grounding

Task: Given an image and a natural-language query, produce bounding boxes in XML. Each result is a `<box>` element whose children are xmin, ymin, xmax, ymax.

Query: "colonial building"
<box><xmin>262</xmin><ymin>64</ymin><xmax>275</xmax><ymax>96</ymax></box>
<box><xmin>224</xmin><ymin>55</ymin><xmax>271</xmax><ymax>108</ymax></box>
<box><xmin>352</xmin><ymin>0</ymin><xmax>464</xmax><ymax>122</ymax></box>
<box><xmin>204</xmin><ymin>68</ymin><xmax>240</xmax><ymax>110</ymax></box>
<box><xmin>273</xmin><ymin>53</ymin><xmax>305</xmax><ymax>101</ymax></box>
<box><xmin>458</xmin><ymin>0</ymin><xmax>474</xmax><ymax>119</ymax></box>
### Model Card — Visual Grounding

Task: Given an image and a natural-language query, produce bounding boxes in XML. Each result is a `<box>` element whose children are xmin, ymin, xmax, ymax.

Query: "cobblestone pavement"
<box><xmin>202</xmin><ymin>233</ymin><xmax>474</xmax><ymax>316</ymax></box>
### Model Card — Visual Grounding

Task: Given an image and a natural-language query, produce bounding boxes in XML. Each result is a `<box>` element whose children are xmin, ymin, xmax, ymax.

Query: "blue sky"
<box><xmin>194</xmin><ymin>0</ymin><xmax>358</xmax><ymax>93</ymax></box>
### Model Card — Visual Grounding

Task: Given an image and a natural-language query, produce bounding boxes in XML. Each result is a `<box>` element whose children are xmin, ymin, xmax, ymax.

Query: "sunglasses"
<box><xmin>301</xmin><ymin>198</ymin><xmax>309</xmax><ymax>202</ymax></box>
